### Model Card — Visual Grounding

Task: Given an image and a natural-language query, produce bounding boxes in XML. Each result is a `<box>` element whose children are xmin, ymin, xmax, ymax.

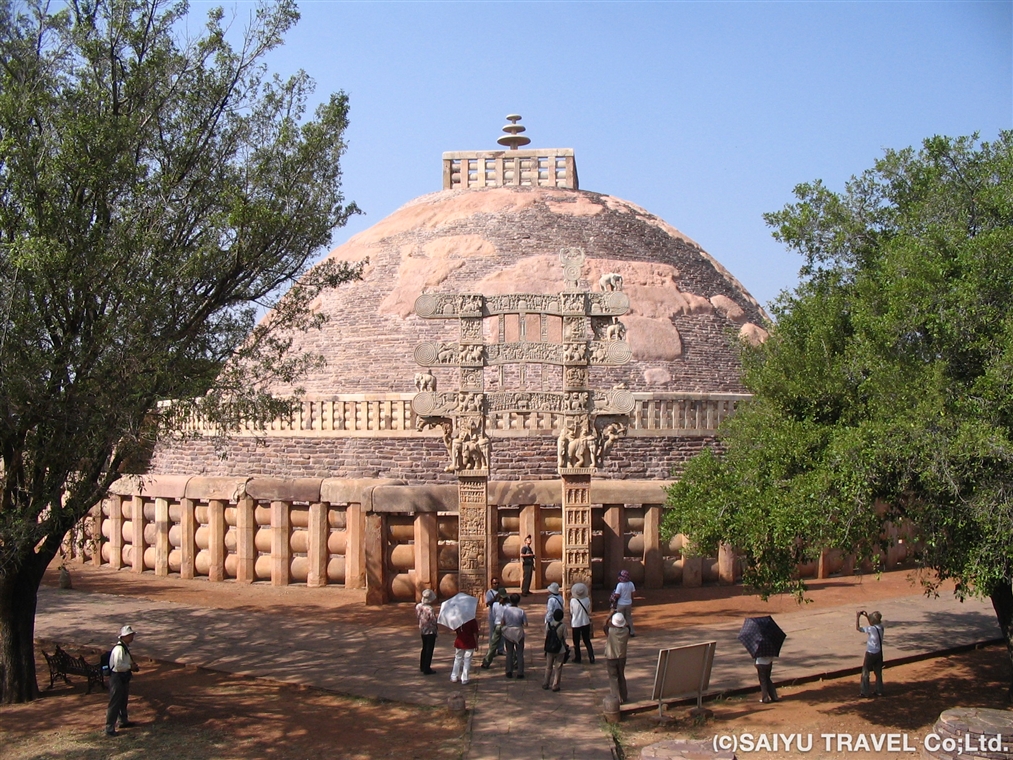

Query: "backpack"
<box><xmin>544</xmin><ymin>621</ymin><xmax>563</xmax><ymax>654</ymax></box>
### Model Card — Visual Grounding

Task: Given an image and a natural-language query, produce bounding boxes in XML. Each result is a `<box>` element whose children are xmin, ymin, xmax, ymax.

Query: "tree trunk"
<box><xmin>989</xmin><ymin>580</ymin><xmax>1013</xmax><ymax>703</ymax></box>
<box><xmin>0</xmin><ymin>553</ymin><xmax>48</xmax><ymax>704</ymax></box>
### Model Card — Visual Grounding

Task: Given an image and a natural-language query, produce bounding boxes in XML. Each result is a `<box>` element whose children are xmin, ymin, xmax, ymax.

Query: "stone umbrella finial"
<box><xmin>497</xmin><ymin>114</ymin><xmax>531</xmax><ymax>150</ymax></box>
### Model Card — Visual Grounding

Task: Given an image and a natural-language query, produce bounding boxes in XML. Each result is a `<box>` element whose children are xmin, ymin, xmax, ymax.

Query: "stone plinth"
<box><xmin>922</xmin><ymin>708</ymin><xmax>1013</xmax><ymax>760</ymax></box>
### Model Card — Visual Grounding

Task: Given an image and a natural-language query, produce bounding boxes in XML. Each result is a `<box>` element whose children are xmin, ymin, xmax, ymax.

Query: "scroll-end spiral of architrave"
<box><xmin>411</xmin><ymin>392</ymin><xmax>438</xmax><ymax>416</ymax></box>
<box><xmin>608</xmin><ymin>389</ymin><xmax>636</xmax><ymax>415</ymax></box>
<box><xmin>414</xmin><ymin>293</ymin><xmax>439</xmax><ymax>318</ymax></box>
<box><xmin>607</xmin><ymin>341</ymin><xmax>633</xmax><ymax>365</ymax></box>
<box><xmin>414</xmin><ymin>342</ymin><xmax>438</xmax><ymax>366</ymax></box>
<box><xmin>604</xmin><ymin>291</ymin><xmax>630</xmax><ymax>315</ymax></box>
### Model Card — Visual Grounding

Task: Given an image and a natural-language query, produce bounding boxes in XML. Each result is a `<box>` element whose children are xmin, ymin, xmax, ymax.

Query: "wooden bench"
<box><xmin>42</xmin><ymin>646</ymin><xmax>106</xmax><ymax>694</ymax></box>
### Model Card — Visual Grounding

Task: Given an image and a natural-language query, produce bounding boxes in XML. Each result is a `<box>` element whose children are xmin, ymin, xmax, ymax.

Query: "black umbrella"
<box><xmin>738</xmin><ymin>616</ymin><xmax>786</xmax><ymax>659</ymax></box>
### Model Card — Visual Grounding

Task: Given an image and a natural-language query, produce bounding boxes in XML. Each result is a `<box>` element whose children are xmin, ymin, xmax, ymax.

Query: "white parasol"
<box><xmin>437</xmin><ymin>592</ymin><xmax>478</xmax><ymax>630</ymax></box>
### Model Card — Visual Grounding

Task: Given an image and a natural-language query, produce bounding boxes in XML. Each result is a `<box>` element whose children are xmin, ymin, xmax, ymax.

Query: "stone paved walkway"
<box><xmin>34</xmin><ymin>581</ymin><xmax>1000</xmax><ymax>760</ymax></box>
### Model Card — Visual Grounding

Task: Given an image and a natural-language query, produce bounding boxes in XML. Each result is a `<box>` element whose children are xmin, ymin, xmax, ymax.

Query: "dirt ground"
<box><xmin>1</xmin><ymin>564</ymin><xmax>1009</xmax><ymax>759</ymax></box>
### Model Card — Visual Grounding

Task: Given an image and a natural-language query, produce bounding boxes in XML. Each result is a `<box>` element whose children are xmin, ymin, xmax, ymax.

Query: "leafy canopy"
<box><xmin>0</xmin><ymin>0</ymin><xmax>361</xmax><ymax>580</ymax></box>
<box><xmin>663</xmin><ymin>133</ymin><xmax>1013</xmax><ymax>602</ymax></box>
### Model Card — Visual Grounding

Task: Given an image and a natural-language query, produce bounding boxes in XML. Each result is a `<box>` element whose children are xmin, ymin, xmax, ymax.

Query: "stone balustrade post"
<box><xmin>108</xmin><ymin>495</ymin><xmax>123</xmax><ymax>570</ymax></box>
<box><xmin>414</xmin><ymin>511</ymin><xmax>438</xmax><ymax>599</ymax></box>
<box><xmin>131</xmin><ymin>495</ymin><xmax>146</xmax><ymax>574</ymax></box>
<box><xmin>307</xmin><ymin>501</ymin><xmax>328</xmax><ymax>588</ymax></box>
<box><xmin>603</xmin><ymin>504</ymin><xmax>623</xmax><ymax>585</ymax></box>
<box><xmin>236</xmin><ymin>495</ymin><xmax>256</xmax><ymax>583</ymax></box>
<box><xmin>643</xmin><ymin>504</ymin><xmax>664</xmax><ymax>588</ymax></box>
<box><xmin>345</xmin><ymin>502</ymin><xmax>365</xmax><ymax>589</ymax></box>
<box><xmin>364</xmin><ymin>511</ymin><xmax>387</xmax><ymax>605</ymax></box>
<box><xmin>520</xmin><ymin>504</ymin><xmax>541</xmax><ymax>591</ymax></box>
<box><xmin>155</xmin><ymin>497</ymin><xmax>170</xmax><ymax>577</ymax></box>
<box><xmin>208</xmin><ymin>499</ymin><xmax>226</xmax><ymax>582</ymax></box>
<box><xmin>718</xmin><ymin>542</ymin><xmax>736</xmax><ymax>585</ymax></box>
<box><xmin>90</xmin><ymin>503</ymin><xmax>103</xmax><ymax>567</ymax></box>
<box><xmin>271</xmin><ymin>500</ymin><xmax>291</xmax><ymax>586</ymax></box>
<box><xmin>180</xmin><ymin>498</ymin><xmax>196</xmax><ymax>579</ymax></box>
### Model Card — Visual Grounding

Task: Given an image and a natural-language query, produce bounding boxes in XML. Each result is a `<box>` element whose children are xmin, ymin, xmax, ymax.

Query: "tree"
<box><xmin>663</xmin><ymin>133</ymin><xmax>1013</xmax><ymax>696</ymax></box>
<box><xmin>0</xmin><ymin>0</ymin><xmax>361</xmax><ymax>703</ymax></box>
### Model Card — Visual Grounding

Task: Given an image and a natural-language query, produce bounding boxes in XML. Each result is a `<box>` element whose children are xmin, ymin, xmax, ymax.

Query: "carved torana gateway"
<box><xmin>412</xmin><ymin>248</ymin><xmax>634</xmax><ymax>599</ymax></box>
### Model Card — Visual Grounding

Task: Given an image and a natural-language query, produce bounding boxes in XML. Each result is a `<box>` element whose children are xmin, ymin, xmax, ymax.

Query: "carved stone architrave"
<box><xmin>561</xmin><ymin>474</ymin><xmax>592</xmax><ymax>601</ymax></box>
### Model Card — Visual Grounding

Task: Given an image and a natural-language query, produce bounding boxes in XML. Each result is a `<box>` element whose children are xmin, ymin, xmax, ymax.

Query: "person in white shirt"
<box><xmin>857</xmin><ymin>610</ymin><xmax>885</xmax><ymax>696</ymax></box>
<box><xmin>105</xmin><ymin>625</ymin><xmax>140</xmax><ymax>736</ymax></box>
<box><xmin>612</xmin><ymin>570</ymin><xmax>636</xmax><ymax>636</ymax></box>
<box><xmin>569</xmin><ymin>582</ymin><xmax>594</xmax><ymax>663</ymax></box>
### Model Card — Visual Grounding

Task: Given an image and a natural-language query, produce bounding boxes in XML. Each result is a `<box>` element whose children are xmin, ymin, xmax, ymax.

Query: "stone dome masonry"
<box><xmin>147</xmin><ymin>120</ymin><xmax>769</xmax><ymax>482</ymax></box>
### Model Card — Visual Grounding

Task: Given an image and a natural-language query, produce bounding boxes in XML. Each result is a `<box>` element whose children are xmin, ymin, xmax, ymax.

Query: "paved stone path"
<box><xmin>34</xmin><ymin>584</ymin><xmax>1000</xmax><ymax>760</ymax></box>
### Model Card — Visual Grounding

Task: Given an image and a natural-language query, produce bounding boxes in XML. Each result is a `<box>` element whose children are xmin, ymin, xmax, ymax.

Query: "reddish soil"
<box><xmin>0</xmin><ymin>564</ymin><xmax>1007</xmax><ymax>759</ymax></box>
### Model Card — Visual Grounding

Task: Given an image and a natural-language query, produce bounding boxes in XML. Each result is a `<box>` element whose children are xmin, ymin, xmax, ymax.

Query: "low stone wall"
<box><xmin>69</xmin><ymin>474</ymin><xmax>913</xmax><ymax>605</ymax></box>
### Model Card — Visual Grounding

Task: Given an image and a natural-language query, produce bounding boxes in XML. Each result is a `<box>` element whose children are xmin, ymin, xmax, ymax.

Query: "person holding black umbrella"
<box><xmin>755</xmin><ymin>655</ymin><xmax>779</xmax><ymax>703</ymax></box>
<box><xmin>738</xmin><ymin>616</ymin><xmax>785</xmax><ymax>704</ymax></box>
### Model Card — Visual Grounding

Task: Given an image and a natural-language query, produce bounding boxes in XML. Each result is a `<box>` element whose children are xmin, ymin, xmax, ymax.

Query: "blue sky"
<box><xmin>211</xmin><ymin>0</ymin><xmax>1011</xmax><ymax>310</ymax></box>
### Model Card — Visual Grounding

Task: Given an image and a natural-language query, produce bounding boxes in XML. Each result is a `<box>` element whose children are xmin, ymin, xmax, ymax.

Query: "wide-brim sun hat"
<box><xmin>547</xmin><ymin>582</ymin><xmax>560</xmax><ymax>594</ymax></box>
<box><xmin>119</xmin><ymin>625</ymin><xmax>136</xmax><ymax>637</ymax></box>
<box><xmin>611</xmin><ymin>613</ymin><xmax>627</xmax><ymax>628</ymax></box>
<box><xmin>571</xmin><ymin>582</ymin><xmax>588</xmax><ymax>599</ymax></box>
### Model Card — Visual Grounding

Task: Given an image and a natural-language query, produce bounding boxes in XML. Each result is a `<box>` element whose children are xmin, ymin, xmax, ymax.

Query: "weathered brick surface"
<box><xmin>149</xmin><ymin>435</ymin><xmax>719</xmax><ymax>482</ymax></box>
<box><xmin>149</xmin><ymin>184</ymin><xmax>758</xmax><ymax>479</ymax></box>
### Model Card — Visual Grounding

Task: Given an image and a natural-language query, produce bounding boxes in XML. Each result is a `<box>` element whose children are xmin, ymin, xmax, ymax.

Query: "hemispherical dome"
<box><xmin>270</xmin><ymin>185</ymin><xmax>768</xmax><ymax>397</ymax></box>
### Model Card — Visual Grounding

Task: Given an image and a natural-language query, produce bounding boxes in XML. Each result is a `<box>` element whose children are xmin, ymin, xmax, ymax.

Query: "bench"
<box><xmin>42</xmin><ymin>646</ymin><xmax>106</xmax><ymax>694</ymax></box>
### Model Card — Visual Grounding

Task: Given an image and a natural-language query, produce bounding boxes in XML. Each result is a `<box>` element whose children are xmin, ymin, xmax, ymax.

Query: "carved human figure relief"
<box><xmin>599</xmin><ymin>272</ymin><xmax>623</xmax><ymax>292</ymax></box>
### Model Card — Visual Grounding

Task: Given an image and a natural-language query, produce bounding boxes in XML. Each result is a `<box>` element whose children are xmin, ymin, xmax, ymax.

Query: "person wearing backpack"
<box><xmin>105</xmin><ymin>625</ymin><xmax>140</xmax><ymax>736</ymax></box>
<box><xmin>857</xmin><ymin>610</ymin><xmax>885</xmax><ymax>697</ymax></box>
<box><xmin>542</xmin><ymin>608</ymin><xmax>569</xmax><ymax>691</ymax></box>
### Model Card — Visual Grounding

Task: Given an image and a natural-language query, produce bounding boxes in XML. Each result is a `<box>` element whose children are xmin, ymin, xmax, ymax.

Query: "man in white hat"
<box><xmin>603</xmin><ymin>612</ymin><xmax>630</xmax><ymax>704</ymax></box>
<box><xmin>105</xmin><ymin>625</ymin><xmax>140</xmax><ymax>736</ymax></box>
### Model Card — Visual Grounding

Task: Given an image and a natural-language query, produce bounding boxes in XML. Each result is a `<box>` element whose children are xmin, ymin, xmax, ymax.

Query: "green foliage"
<box><xmin>663</xmin><ymin>133</ymin><xmax>1013</xmax><ymax>603</ymax></box>
<box><xmin>0</xmin><ymin>0</ymin><xmax>360</xmax><ymax>580</ymax></box>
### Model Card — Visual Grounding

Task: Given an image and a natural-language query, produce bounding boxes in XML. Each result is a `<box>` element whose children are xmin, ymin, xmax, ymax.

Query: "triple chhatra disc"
<box><xmin>497</xmin><ymin>114</ymin><xmax>531</xmax><ymax>150</ymax></box>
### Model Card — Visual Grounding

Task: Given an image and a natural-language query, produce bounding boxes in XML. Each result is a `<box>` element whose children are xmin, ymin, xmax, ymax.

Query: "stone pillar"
<box><xmin>180</xmin><ymin>498</ymin><xmax>196</xmax><ymax>580</ymax></box>
<box><xmin>817</xmin><ymin>548</ymin><xmax>831</xmax><ymax>580</ymax></box>
<box><xmin>603</xmin><ymin>504</ymin><xmax>623</xmax><ymax>586</ymax></box>
<box><xmin>108</xmin><ymin>495</ymin><xmax>123</xmax><ymax>570</ymax></box>
<box><xmin>414</xmin><ymin>511</ymin><xmax>438</xmax><ymax>599</ymax></box>
<box><xmin>364</xmin><ymin>511</ymin><xmax>387</xmax><ymax>605</ymax></box>
<box><xmin>270</xmin><ymin>500</ymin><xmax>291</xmax><ymax>586</ymax></box>
<box><xmin>207</xmin><ymin>499</ymin><xmax>226</xmax><ymax>582</ymax></box>
<box><xmin>643</xmin><ymin>504</ymin><xmax>664</xmax><ymax>589</ymax></box>
<box><xmin>131</xmin><ymin>495</ymin><xmax>145</xmax><ymax>573</ymax></box>
<box><xmin>346</xmin><ymin>502</ymin><xmax>366</xmax><ymax>589</ymax></box>
<box><xmin>718</xmin><ymin>542</ymin><xmax>736</xmax><ymax>585</ymax></box>
<box><xmin>236</xmin><ymin>496</ymin><xmax>256</xmax><ymax>583</ymax></box>
<box><xmin>682</xmin><ymin>553</ymin><xmax>703</xmax><ymax>588</ymax></box>
<box><xmin>306</xmin><ymin>501</ymin><xmax>328</xmax><ymax>588</ymax></box>
<box><xmin>90</xmin><ymin>503</ymin><xmax>103</xmax><ymax>567</ymax></box>
<box><xmin>562</xmin><ymin>475</ymin><xmax>593</xmax><ymax>599</ymax></box>
<box><xmin>457</xmin><ymin>476</ymin><xmax>489</xmax><ymax>598</ymax></box>
<box><xmin>154</xmin><ymin>497</ymin><xmax>170</xmax><ymax>577</ymax></box>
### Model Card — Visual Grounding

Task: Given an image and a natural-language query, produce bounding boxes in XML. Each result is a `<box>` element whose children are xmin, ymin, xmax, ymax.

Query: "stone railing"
<box><xmin>442</xmin><ymin>149</ymin><xmax>578</xmax><ymax>190</ymax></box>
<box><xmin>67</xmin><ymin>474</ymin><xmax>913</xmax><ymax>605</ymax></box>
<box><xmin>172</xmin><ymin>392</ymin><xmax>750</xmax><ymax>438</ymax></box>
